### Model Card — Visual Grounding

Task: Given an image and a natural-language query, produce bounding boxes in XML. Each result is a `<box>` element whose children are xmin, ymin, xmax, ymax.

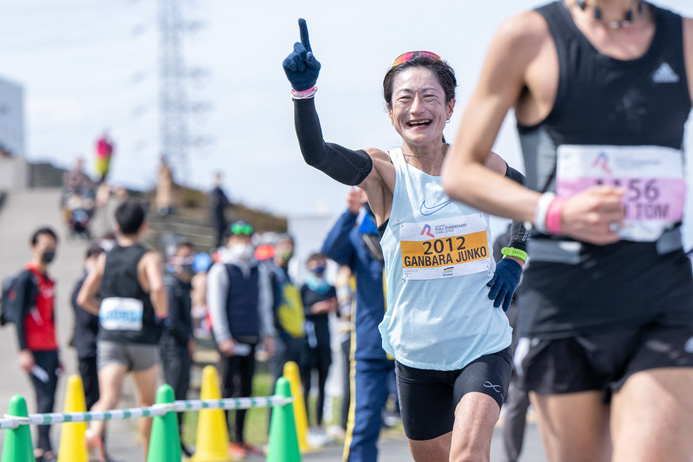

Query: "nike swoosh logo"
<box><xmin>420</xmin><ymin>199</ymin><xmax>452</xmax><ymax>216</ymax></box>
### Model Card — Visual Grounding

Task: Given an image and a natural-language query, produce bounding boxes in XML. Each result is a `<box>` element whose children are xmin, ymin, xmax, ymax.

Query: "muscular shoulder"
<box><xmin>363</xmin><ymin>147</ymin><xmax>390</xmax><ymax>163</ymax></box>
<box><xmin>140</xmin><ymin>249</ymin><xmax>161</xmax><ymax>266</ymax></box>
<box><xmin>493</xmin><ymin>11</ymin><xmax>552</xmax><ymax>61</ymax></box>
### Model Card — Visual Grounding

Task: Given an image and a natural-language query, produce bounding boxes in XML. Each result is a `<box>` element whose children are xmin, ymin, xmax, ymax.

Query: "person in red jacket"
<box><xmin>13</xmin><ymin>227</ymin><xmax>61</xmax><ymax>462</ymax></box>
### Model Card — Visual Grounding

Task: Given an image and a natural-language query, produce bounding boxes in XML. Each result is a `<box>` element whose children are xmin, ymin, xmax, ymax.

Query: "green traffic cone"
<box><xmin>267</xmin><ymin>377</ymin><xmax>301</xmax><ymax>462</ymax></box>
<box><xmin>1</xmin><ymin>394</ymin><xmax>35</xmax><ymax>462</ymax></box>
<box><xmin>147</xmin><ymin>384</ymin><xmax>181</xmax><ymax>462</ymax></box>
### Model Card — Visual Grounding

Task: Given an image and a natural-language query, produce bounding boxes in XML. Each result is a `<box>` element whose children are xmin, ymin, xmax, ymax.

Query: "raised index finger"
<box><xmin>298</xmin><ymin>18</ymin><xmax>312</xmax><ymax>52</ymax></box>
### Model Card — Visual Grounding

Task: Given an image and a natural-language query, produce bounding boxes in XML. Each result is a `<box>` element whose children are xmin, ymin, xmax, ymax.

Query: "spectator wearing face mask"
<box><xmin>13</xmin><ymin>227</ymin><xmax>62</xmax><ymax>462</ymax></box>
<box><xmin>300</xmin><ymin>253</ymin><xmax>338</xmax><ymax>436</ymax></box>
<box><xmin>160</xmin><ymin>241</ymin><xmax>196</xmax><ymax>457</ymax></box>
<box><xmin>206</xmin><ymin>221</ymin><xmax>275</xmax><ymax>457</ymax></box>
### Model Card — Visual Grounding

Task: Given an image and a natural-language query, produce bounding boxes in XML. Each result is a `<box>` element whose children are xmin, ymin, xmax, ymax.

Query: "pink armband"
<box><xmin>545</xmin><ymin>197</ymin><xmax>566</xmax><ymax>235</ymax></box>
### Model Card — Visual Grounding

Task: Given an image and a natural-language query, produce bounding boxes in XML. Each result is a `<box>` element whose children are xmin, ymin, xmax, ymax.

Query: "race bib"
<box><xmin>399</xmin><ymin>213</ymin><xmax>490</xmax><ymax>280</ymax></box>
<box><xmin>100</xmin><ymin>297</ymin><xmax>144</xmax><ymax>331</ymax></box>
<box><xmin>556</xmin><ymin>145</ymin><xmax>685</xmax><ymax>242</ymax></box>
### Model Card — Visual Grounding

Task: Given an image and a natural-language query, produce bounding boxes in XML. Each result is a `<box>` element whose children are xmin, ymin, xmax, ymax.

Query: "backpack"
<box><xmin>0</xmin><ymin>270</ymin><xmax>35</xmax><ymax>326</ymax></box>
<box><xmin>270</xmin><ymin>267</ymin><xmax>305</xmax><ymax>338</ymax></box>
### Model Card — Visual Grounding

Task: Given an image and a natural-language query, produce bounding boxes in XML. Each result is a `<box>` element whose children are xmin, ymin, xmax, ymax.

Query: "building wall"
<box><xmin>0</xmin><ymin>76</ymin><xmax>25</xmax><ymax>156</ymax></box>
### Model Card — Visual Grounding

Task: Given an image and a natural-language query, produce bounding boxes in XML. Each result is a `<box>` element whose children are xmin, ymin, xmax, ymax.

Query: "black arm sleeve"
<box><xmin>294</xmin><ymin>98</ymin><xmax>373</xmax><ymax>185</ymax></box>
<box><xmin>505</xmin><ymin>164</ymin><xmax>529</xmax><ymax>253</ymax></box>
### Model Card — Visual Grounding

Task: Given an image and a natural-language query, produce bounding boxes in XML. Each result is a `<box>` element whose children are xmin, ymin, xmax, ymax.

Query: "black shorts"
<box><xmin>516</xmin><ymin>317</ymin><xmax>693</xmax><ymax>403</ymax></box>
<box><xmin>396</xmin><ymin>347</ymin><xmax>512</xmax><ymax>441</ymax></box>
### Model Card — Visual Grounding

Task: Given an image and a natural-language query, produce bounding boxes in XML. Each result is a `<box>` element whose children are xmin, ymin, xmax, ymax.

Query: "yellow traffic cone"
<box><xmin>191</xmin><ymin>366</ymin><xmax>232</xmax><ymax>462</ymax></box>
<box><xmin>57</xmin><ymin>375</ymin><xmax>88</xmax><ymax>462</ymax></box>
<box><xmin>282</xmin><ymin>361</ymin><xmax>312</xmax><ymax>453</ymax></box>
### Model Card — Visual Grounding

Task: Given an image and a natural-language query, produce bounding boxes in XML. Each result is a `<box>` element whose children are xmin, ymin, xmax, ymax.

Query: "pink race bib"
<box><xmin>556</xmin><ymin>145</ymin><xmax>685</xmax><ymax>242</ymax></box>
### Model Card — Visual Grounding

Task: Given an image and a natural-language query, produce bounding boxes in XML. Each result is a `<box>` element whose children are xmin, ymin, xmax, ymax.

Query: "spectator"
<box><xmin>63</xmin><ymin>158</ymin><xmax>93</xmax><ymax>193</ymax></box>
<box><xmin>191</xmin><ymin>252</ymin><xmax>212</xmax><ymax>337</ymax></box>
<box><xmin>206</xmin><ymin>221</ymin><xmax>275</xmax><ymax>457</ymax></box>
<box><xmin>268</xmin><ymin>235</ymin><xmax>307</xmax><ymax>387</ymax></box>
<box><xmin>161</xmin><ymin>242</ymin><xmax>196</xmax><ymax>457</ymax></box>
<box><xmin>209</xmin><ymin>172</ymin><xmax>230</xmax><ymax>249</ymax></box>
<box><xmin>156</xmin><ymin>156</ymin><xmax>176</xmax><ymax>216</ymax></box>
<box><xmin>13</xmin><ymin>227</ymin><xmax>61</xmax><ymax>462</ymax></box>
<box><xmin>300</xmin><ymin>252</ymin><xmax>338</xmax><ymax>435</ymax></box>
<box><xmin>321</xmin><ymin>188</ymin><xmax>394</xmax><ymax>462</ymax></box>
<box><xmin>70</xmin><ymin>244</ymin><xmax>105</xmax><ymax>411</ymax></box>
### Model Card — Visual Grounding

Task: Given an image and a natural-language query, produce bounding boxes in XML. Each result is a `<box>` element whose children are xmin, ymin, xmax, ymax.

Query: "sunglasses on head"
<box><xmin>391</xmin><ymin>51</ymin><xmax>442</xmax><ymax>68</ymax></box>
<box><xmin>231</xmin><ymin>223</ymin><xmax>254</xmax><ymax>235</ymax></box>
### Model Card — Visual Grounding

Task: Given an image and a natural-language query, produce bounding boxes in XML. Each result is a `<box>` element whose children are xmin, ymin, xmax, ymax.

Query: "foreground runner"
<box><xmin>283</xmin><ymin>20</ymin><xmax>527</xmax><ymax>461</ymax></box>
<box><xmin>78</xmin><ymin>200</ymin><xmax>168</xmax><ymax>461</ymax></box>
<box><xmin>442</xmin><ymin>1</ymin><xmax>693</xmax><ymax>461</ymax></box>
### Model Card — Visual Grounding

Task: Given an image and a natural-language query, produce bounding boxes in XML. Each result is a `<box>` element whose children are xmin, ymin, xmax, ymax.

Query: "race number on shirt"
<box><xmin>100</xmin><ymin>297</ymin><xmax>144</xmax><ymax>331</ymax></box>
<box><xmin>556</xmin><ymin>145</ymin><xmax>685</xmax><ymax>242</ymax></box>
<box><xmin>399</xmin><ymin>213</ymin><xmax>490</xmax><ymax>280</ymax></box>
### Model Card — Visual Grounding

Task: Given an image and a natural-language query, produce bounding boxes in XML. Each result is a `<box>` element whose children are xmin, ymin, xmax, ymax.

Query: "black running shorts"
<box><xmin>516</xmin><ymin>316</ymin><xmax>693</xmax><ymax>403</ymax></box>
<box><xmin>396</xmin><ymin>347</ymin><xmax>512</xmax><ymax>441</ymax></box>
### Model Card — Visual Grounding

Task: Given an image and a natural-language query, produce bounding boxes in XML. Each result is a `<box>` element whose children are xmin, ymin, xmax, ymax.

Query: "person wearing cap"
<box><xmin>206</xmin><ymin>221</ymin><xmax>275</xmax><ymax>456</ymax></box>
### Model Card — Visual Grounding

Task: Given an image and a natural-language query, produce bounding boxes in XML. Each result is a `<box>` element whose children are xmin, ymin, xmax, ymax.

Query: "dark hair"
<box><xmin>100</xmin><ymin>231</ymin><xmax>117</xmax><ymax>241</ymax></box>
<box><xmin>115</xmin><ymin>200</ymin><xmax>146</xmax><ymax>235</ymax></box>
<box><xmin>31</xmin><ymin>227</ymin><xmax>58</xmax><ymax>246</ymax></box>
<box><xmin>276</xmin><ymin>234</ymin><xmax>295</xmax><ymax>246</ymax></box>
<box><xmin>382</xmin><ymin>54</ymin><xmax>457</xmax><ymax>106</ymax></box>
<box><xmin>307</xmin><ymin>252</ymin><xmax>326</xmax><ymax>265</ymax></box>
<box><xmin>176</xmin><ymin>241</ymin><xmax>194</xmax><ymax>253</ymax></box>
<box><xmin>85</xmin><ymin>244</ymin><xmax>104</xmax><ymax>260</ymax></box>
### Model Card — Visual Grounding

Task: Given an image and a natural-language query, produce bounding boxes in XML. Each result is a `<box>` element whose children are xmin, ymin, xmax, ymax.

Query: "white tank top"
<box><xmin>378</xmin><ymin>148</ymin><xmax>511</xmax><ymax>371</ymax></box>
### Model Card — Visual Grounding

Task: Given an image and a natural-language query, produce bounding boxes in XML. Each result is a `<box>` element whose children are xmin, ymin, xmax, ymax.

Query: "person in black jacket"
<box><xmin>160</xmin><ymin>241</ymin><xmax>196</xmax><ymax>457</ymax></box>
<box><xmin>300</xmin><ymin>252</ymin><xmax>337</xmax><ymax>433</ymax></box>
<box><xmin>71</xmin><ymin>245</ymin><xmax>105</xmax><ymax>411</ymax></box>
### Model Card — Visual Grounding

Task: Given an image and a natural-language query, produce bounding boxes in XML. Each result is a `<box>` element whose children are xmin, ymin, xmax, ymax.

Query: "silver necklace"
<box><xmin>401</xmin><ymin>142</ymin><xmax>447</xmax><ymax>158</ymax></box>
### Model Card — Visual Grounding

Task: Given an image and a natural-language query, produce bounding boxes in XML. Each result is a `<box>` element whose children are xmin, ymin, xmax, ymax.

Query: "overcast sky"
<box><xmin>2</xmin><ymin>0</ymin><xmax>693</xmax><ymax>240</ymax></box>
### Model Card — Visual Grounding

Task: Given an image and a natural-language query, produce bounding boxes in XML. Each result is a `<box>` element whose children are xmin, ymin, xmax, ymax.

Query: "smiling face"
<box><xmin>388</xmin><ymin>67</ymin><xmax>455</xmax><ymax>152</ymax></box>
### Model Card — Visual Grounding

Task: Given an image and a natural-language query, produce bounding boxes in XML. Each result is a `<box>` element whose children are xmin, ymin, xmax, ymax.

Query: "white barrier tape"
<box><xmin>0</xmin><ymin>395</ymin><xmax>294</xmax><ymax>428</ymax></box>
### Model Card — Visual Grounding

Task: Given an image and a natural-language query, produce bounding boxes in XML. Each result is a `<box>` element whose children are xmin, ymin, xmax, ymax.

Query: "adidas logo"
<box><xmin>652</xmin><ymin>62</ymin><xmax>680</xmax><ymax>83</ymax></box>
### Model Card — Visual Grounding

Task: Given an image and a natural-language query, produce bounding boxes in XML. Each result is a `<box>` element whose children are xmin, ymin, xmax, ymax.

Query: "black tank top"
<box><xmin>99</xmin><ymin>244</ymin><xmax>160</xmax><ymax>344</ymax></box>
<box><xmin>516</xmin><ymin>2</ymin><xmax>693</xmax><ymax>338</ymax></box>
<box><xmin>519</xmin><ymin>1</ymin><xmax>691</xmax><ymax>193</ymax></box>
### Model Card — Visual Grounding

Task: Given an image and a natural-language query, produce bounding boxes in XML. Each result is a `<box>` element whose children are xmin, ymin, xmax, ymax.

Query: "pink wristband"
<box><xmin>291</xmin><ymin>86</ymin><xmax>317</xmax><ymax>99</ymax></box>
<box><xmin>545</xmin><ymin>197</ymin><xmax>566</xmax><ymax>235</ymax></box>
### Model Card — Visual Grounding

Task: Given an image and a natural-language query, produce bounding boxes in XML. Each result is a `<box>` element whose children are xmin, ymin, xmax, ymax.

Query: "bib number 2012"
<box><xmin>422</xmin><ymin>236</ymin><xmax>466</xmax><ymax>255</ymax></box>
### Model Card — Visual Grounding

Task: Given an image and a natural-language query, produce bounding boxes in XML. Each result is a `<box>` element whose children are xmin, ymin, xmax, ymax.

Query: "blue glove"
<box><xmin>283</xmin><ymin>18</ymin><xmax>321</xmax><ymax>91</ymax></box>
<box><xmin>487</xmin><ymin>258</ymin><xmax>522</xmax><ymax>312</ymax></box>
